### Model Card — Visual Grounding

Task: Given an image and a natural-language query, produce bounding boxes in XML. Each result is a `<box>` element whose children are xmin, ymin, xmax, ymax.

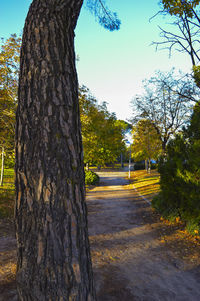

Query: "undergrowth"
<box><xmin>85</xmin><ymin>170</ymin><xmax>99</xmax><ymax>185</ymax></box>
<box><xmin>0</xmin><ymin>169</ymin><xmax>15</xmax><ymax>218</ymax></box>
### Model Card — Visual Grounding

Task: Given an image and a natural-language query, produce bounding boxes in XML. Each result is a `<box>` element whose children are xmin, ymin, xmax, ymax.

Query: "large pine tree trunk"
<box><xmin>15</xmin><ymin>1</ymin><xmax>96</xmax><ymax>300</ymax></box>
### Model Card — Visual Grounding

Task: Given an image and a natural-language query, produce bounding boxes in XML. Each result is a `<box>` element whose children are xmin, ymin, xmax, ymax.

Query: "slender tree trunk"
<box><xmin>148</xmin><ymin>158</ymin><xmax>151</xmax><ymax>174</ymax></box>
<box><xmin>145</xmin><ymin>159</ymin><xmax>148</xmax><ymax>172</ymax></box>
<box><xmin>0</xmin><ymin>146</ymin><xmax>5</xmax><ymax>186</ymax></box>
<box><xmin>162</xmin><ymin>138</ymin><xmax>167</xmax><ymax>153</ymax></box>
<box><xmin>120</xmin><ymin>152</ymin><xmax>124</xmax><ymax>168</ymax></box>
<box><xmin>15</xmin><ymin>1</ymin><xmax>96</xmax><ymax>300</ymax></box>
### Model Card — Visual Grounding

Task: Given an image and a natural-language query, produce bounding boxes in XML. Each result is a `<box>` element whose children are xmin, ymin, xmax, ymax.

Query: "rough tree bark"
<box><xmin>15</xmin><ymin>0</ymin><xmax>96</xmax><ymax>300</ymax></box>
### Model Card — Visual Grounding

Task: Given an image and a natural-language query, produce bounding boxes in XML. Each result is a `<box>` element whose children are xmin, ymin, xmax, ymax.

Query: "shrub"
<box><xmin>85</xmin><ymin>170</ymin><xmax>99</xmax><ymax>185</ymax></box>
<box><xmin>186</xmin><ymin>218</ymin><xmax>200</xmax><ymax>236</ymax></box>
<box><xmin>152</xmin><ymin>193</ymin><xmax>180</xmax><ymax>221</ymax></box>
<box><xmin>152</xmin><ymin>102</ymin><xmax>200</xmax><ymax>236</ymax></box>
<box><xmin>4</xmin><ymin>152</ymin><xmax>15</xmax><ymax>168</ymax></box>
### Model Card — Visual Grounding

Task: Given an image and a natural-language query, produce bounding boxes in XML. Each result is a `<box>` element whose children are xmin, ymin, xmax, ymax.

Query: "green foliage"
<box><xmin>132</xmin><ymin>119</ymin><xmax>162</xmax><ymax>162</ymax></box>
<box><xmin>0</xmin><ymin>34</ymin><xmax>20</xmax><ymax>185</ymax></box>
<box><xmin>152</xmin><ymin>101</ymin><xmax>200</xmax><ymax>235</ymax></box>
<box><xmin>0</xmin><ymin>34</ymin><xmax>21</xmax><ymax>152</ymax></box>
<box><xmin>193</xmin><ymin>65</ymin><xmax>200</xmax><ymax>89</ymax></box>
<box><xmin>162</xmin><ymin>0</ymin><xmax>200</xmax><ymax>17</ymax></box>
<box><xmin>79</xmin><ymin>86</ymin><xmax>126</xmax><ymax>167</ymax></box>
<box><xmin>85</xmin><ymin>170</ymin><xmax>99</xmax><ymax>185</ymax></box>
<box><xmin>0</xmin><ymin>168</ymin><xmax>15</xmax><ymax>218</ymax></box>
<box><xmin>131</xmin><ymin>70</ymin><xmax>193</xmax><ymax>152</ymax></box>
<box><xmin>4</xmin><ymin>151</ymin><xmax>15</xmax><ymax>168</ymax></box>
<box><xmin>186</xmin><ymin>218</ymin><xmax>200</xmax><ymax>235</ymax></box>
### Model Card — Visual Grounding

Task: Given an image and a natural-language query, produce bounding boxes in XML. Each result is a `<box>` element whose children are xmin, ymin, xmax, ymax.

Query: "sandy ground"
<box><xmin>0</xmin><ymin>219</ymin><xmax>17</xmax><ymax>301</ymax></box>
<box><xmin>1</xmin><ymin>169</ymin><xmax>200</xmax><ymax>300</ymax></box>
<box><xmin>87</xmin><ymin>170</ymin><xmax>200</xmax><ymax>301</ymax></box>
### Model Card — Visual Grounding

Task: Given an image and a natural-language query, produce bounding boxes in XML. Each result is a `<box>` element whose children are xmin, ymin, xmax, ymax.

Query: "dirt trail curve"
<box><xmin>87</xmin><ymin>169</ymin><xmax>200</xmax><ymax>301</ymax></box>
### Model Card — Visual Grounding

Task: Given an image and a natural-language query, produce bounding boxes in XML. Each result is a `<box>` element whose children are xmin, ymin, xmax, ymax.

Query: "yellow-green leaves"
<box><xmin>193</xmin><ymin>65</ymin><xmax>200</xmax><ymax>86</ymax></box>
<box><xmin>0</xmin><ymin>34</ymin><xmax>21</xmax><ymax>152</ymax></box>
<box><xmin>79</xmin><ymin>85</ymin><xmax>126</xmax><ymax>167</ymax></box>
<box><xmin>132</xmin><ymin>119</ymin><xmax>162</xmax><ymax>162</ymax></box>
<box><xmin>162</xmin><ymin>0</ymin><xmax>200</xmax><ymax>17</ymax></box>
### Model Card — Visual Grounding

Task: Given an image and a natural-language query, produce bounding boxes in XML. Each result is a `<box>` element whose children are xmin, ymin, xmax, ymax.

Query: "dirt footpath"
<box><xmin>0</xmin><ymin>220</ymin><xmax>17</xmax><ymax>301</ymax></box>
<box><xmin>87</xmin><ymin>170</ymin><xmax>200</xmax><ymax>301</ymax></box>
<box><xmin>1</xmin><ymin>169</ymin><xmax>200</xmax><ymax>300</ymax></box>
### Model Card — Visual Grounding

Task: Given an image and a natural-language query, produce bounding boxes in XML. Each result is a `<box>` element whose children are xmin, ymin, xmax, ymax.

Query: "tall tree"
<box><xmin>0</xmin><ymin>34</ymin><xmax>21</xmax><ymax>184</ymax></box>
<box><xmin>132</xmin><ymin>119</ymin><xmax>162</xmax><ymax>171</ymax></box>
<box><xmin>131</xmin><ymin>70</ymin><xmax>194</xmax><ymax>152</ymax></box>
<box><xmin>79</xmin><ymin>86</ymin><xmax>126</xmax><ymax>168</ymax></box>
<box><xmin>15</xmin><ymin>1</ymin><xmax>120</xmax><ymax>300</ymax></box>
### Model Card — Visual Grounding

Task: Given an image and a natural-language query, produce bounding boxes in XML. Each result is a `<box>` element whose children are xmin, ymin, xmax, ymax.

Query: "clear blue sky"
<box><xmin>0</xmin><ymin>0</ymin><xmax>192</xmax><ymax>120</ymax></box>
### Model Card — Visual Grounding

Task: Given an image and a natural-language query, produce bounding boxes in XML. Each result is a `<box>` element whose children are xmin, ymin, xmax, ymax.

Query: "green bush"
<box><xmin>152</xmin><ymin>102</ymin><xmax>200</xmax><ymax>235</ymax></box>
<box><xmin>85</xmin><ymin>170</ymin><xmax>99</xmax><ymax>185</ymax></box>
<box><xmin>152</xmin><ymin>193</ymin><xmax>180</xmax><ymax>221</ymax></box>
<box><xmin>186</xmin><ymin>218</ymin><xmax>200</xmax><ymax>236</ymax></box>
<box><xmin>5</xmin><ymin>152</ymin><xmax>15</xmax><ymax>168</ymax></box>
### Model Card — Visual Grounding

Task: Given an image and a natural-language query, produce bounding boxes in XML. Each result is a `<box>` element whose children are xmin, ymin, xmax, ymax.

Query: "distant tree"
<box><xmin>15</xmin><ymin>1</ymin><xmax>120</xmax><ymax>300</ymax></box>
<box><xmin>0</xmin><ymin>34</ymin><xmax>21</xmax><ymax>185</ymax></box>
<box><xmin>79</xmin><ymin>86</ymin><xmax>126</xmax><ymax>168</ymax></box>
<box><xmin>132</xmin><ymin>119</ymin><xmax>162</xmax><ymax>172</ymax></box>
<box><xmin>131</xmin><ymin>70</ymin><xmax>194</xmax><ymax>152</ymax></box>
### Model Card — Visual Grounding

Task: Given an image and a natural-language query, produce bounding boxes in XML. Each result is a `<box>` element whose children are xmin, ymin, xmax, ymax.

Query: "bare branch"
<box><xmin>151</xmin><ymin>3</ymin><xmax>200</xmax><ymax>67</ymax></box>
<box><xmin>131</xmin><ymin>70</ymin><xmax>196</xmax><ymax>150</ymax></box>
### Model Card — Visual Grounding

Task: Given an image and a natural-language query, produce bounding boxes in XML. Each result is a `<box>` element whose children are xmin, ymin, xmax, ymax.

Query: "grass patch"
<box><xmin>130</xmin><ymin>169</ymin><xmax>160</xmax><ymax>199</ymax></box>
<box><xmin>0</xmin><ymin>168</ymin><xmax>15</xmax><ymax>218</ymax></box>
<box><xmin>88</xmin><ymin>163</ymin><xmax>123</xmax><ymax>171</ymax></box>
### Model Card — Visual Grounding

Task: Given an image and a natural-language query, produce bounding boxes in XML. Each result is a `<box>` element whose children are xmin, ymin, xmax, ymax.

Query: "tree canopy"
<box><xmin>131</xmin><ymin>69</ymin><xmax>194</xmax><ymax>151</ymax></box>
<box><xmin>79</xmin><ymin>85</ymin><xmax>127</xmax><ymax>167</ymax></box>
<box><xmin>131</xmin><ymin>119</ymin><xmax>162</xmax><ymax>164</ymax></box>
<box><xmin>161</xmin><ymin>0</ymin><xmax>200</xmax><ymax>17</ymax></box>
<box><xmin>0</xmin><ymin>34</ymin><xmax>21</xmax><ymax>167</ymax></box>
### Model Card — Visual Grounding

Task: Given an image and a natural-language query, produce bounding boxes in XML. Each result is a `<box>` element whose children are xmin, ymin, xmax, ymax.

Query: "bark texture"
<box><xmin>15</xmin><ymin>1</ymin><xmax>96</xmax><ymax>300</ymax></box>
